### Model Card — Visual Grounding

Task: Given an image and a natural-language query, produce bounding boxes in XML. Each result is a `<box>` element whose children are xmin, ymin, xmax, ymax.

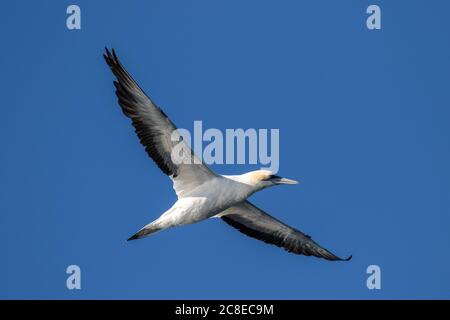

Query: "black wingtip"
<box><xmin>112</xmin><ymin>48</ymin><xmax>118</xmax><ymax>60</ymax></box>
<box><xmin>105</xmin><ymin>46</ymin><xmax>114</xmax><ymax>54</ymax></box>
<box><xmin>104</xmin><ymin>47</ymin><xmax>110</xmax><ymax>59</ymax></box>
<box><xmin>343</xmin><ymin>255</ymin><xmax>352</xmax><ymax>261</ymax></box>
<box><xmin>103</xmin><ymin>47</ymin><xmax>117</xmax><ymax>63</ymax></box>
<box><xmin>127</xmin><ymin>234</ymin><xmax>140</xmax><ymax>241</ymax></box>
<box><xmin>103</xmin><ymin>47</ymin><xmax>112</xmax><ymax>65</ymax></box>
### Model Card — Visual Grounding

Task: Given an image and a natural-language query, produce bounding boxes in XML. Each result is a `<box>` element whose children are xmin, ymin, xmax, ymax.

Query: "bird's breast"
<box><xmin>206</xmin><ymin>177</ymin><xmax>253</xmax><ymax>209</ymax></box>
<box><xmin>181</xmin><ymin>177</ymin><xmax>252</xmax><ymax>216</ymax></box>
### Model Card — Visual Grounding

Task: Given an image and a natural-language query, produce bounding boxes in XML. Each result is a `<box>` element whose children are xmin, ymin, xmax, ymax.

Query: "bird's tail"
<box><xmin>127</xmin><ymin>222</ymin><xmax>163</xmax><ymax>241</ymax></box>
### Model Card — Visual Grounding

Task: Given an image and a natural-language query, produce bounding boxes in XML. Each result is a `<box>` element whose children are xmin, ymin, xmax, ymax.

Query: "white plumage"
<box><xmin>104</xmin><ymin>48</ymin><xmax>350</xmax><ymax>261</ymax></box>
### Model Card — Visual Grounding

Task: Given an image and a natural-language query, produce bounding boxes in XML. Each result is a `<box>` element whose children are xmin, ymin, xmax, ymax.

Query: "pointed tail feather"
<box><xmin>127</xmin><ymin>224</ymin><xmax>162</xmax><ymax>241</ymax></box>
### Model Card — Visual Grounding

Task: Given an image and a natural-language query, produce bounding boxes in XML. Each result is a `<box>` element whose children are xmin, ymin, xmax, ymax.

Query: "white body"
<box><xmin>105</xmin><ymin>48</ymin><xmax>348</xmax><ymax>261</ymax></box>
<box><xmin>151</xmin><ymin>174</ymin><xmax>256</xmax><ymax>229</ymax></box>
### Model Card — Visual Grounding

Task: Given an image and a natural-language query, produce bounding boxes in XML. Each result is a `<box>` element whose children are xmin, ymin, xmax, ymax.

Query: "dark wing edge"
<box><xmin>221</xmin><ymin>201</ymin><xmax>352</xmax><ymax>261</ymax></box>
<box><xmin>103</xmin><ymin>47</ymin><xmax>177</xmax><ymax>176</ymax></box>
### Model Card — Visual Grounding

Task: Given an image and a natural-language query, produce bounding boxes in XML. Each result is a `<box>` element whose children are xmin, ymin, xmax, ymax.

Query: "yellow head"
<box><xmin>244</xmin><ymin>170</ymin><xmax>298</xmax><ymax>190</ymax></box>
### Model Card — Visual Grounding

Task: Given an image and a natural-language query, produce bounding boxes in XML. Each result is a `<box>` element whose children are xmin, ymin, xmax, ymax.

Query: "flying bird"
<box><xmin>104</xmin><ymin>48</ymin><xmax>351</xmax><ymax>261</ymax></box>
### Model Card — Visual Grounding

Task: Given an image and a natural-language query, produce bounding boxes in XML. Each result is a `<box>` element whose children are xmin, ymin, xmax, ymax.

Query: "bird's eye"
<box><xmin>266</xmin><ymin>175</ymin><xmax>281</xmax><ymax>180</ymax></box>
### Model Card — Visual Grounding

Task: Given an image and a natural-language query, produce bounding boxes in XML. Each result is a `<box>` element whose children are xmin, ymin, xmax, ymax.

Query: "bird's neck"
<box><xmin>222</xmin><ymin>173</ymin><xmax>263</xmax><ymax>195</ymax></box>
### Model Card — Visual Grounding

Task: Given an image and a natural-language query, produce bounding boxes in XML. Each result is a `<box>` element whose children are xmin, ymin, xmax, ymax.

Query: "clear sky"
<box><xmin>1</xmin><ymin>0</ymin><xmax>449</xmax><ymax>299</ymax></box>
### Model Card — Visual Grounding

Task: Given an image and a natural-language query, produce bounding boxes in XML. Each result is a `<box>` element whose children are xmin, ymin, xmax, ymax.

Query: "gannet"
<box><xmin>104</xmin><ymin>48</ymin><xmax>351</xmax><ymax>261</ymax></box>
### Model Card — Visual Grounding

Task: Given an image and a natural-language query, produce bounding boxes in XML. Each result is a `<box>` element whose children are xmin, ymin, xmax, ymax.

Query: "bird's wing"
<box><xmin>104</xmin><ymin>48</ymin><xmax>216</xmax><ymax>197</ymax></box>
<box><xmin>217</xmin><ymin>201</ymin><xmax>351</xmax><ymax>261</ymax></box>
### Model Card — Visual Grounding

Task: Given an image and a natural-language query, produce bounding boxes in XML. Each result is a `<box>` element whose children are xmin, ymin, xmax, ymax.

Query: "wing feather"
<box><xmin>104</xmin><ymin>48</ymin><xmax>215</xmax><ymax>196</ymax></box>
<box><xmin>219</xmin><ymin>201</ymin><xmax>351</xmax><ymax>261</ymax></box>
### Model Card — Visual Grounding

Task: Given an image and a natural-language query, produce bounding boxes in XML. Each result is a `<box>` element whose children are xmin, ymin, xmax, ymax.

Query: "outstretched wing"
<box><xmin>104</xmin><ymin>48</ymin><xmax>216</xmax><ymax>197</ymax></box>
<box><xmin>218</xmin><ymin>201</ymin><xmax>351</xmax><ymax>261</ymax></box>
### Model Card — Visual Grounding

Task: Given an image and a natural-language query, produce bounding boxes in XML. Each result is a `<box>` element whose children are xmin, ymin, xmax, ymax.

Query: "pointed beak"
<box><xmin>273</xmin><ymin>177</ymin><xmax>299</xmax><ymax>185</ymax></box>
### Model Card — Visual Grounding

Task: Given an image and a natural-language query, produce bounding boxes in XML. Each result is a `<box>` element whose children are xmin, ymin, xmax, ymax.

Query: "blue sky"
<box><xmin>1</xmin><ymin>0</ymin><xmax>449</xmax><ymax>299</ymax></box>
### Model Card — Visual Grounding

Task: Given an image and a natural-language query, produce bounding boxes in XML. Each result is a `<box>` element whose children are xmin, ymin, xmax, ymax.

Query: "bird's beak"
<box><xmin>273</xmin><ymin>177</ymin><xmax>299</xmax><ymax>185</ymax></box>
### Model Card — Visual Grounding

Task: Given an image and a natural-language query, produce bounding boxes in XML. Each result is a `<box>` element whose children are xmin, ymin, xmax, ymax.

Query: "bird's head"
<box><xmin>243</xmin><ymin>170</ymin><xmax>299</xmax><ymax>191</ymax></box>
